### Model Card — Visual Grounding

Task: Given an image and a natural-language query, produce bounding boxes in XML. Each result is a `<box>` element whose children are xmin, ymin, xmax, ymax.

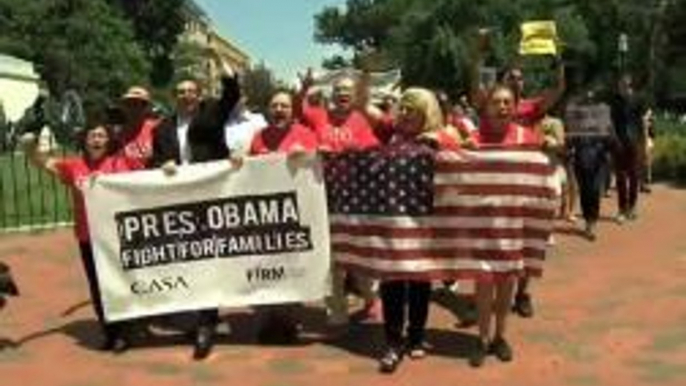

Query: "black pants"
<box><xmin>78</xmin><ymin>242</ymin><xmax>121</xmax><ymax>337</ymax></box>
<box><xmin>380</xmin><ymin>280</ymin><xmax>431</xmax><ymax>348</ymax></box>
<box><xmin>575</xmin><ymin>161</ymin><xmax>608</xmax><ymax>223</ymax></box>
<box><xmin>614</xmin><ymin>143</ymin><xmax>640</xmax><ymax>213</ymax></box>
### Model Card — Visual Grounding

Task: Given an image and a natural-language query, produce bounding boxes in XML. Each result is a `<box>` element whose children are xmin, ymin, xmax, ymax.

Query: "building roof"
<box><xmin>182</xmin><ymin>0</ymin><xmax>209</xmax><ymax>23</ymax></box>
<box><xmin>0</xmin><ymin>54</ymin><xmax>39</xmax><ymax>81</ymax></box>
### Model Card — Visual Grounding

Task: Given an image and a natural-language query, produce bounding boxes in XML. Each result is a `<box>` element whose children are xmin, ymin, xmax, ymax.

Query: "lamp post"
<box><xmin>618</xmin><ymin>32</ymin><xmax>629</xmax><ymax>74</ymax></box>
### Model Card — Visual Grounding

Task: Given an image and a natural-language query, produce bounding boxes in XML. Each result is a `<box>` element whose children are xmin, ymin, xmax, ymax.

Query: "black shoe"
<box><xmin>192</xmin><ymin>326</ymin><xmax>214</xmax><ymax>360</ymax></box>
<box><xmin>512</xmin><ymin>293</ymin><xmax>534</xmax><ymax>318</ymax></box>
<box><xmin>378</xmin><ymin>347</ymin><xmax>403</xmax><ymax>374</ymax></box>
<box><xmin>257</xmin><ymin>319</ymin><xmax>299</xmax><ymax>345</ymax></box>
<box><xmin>111</xmin><ymin>336</ymin><xmax>129</xmax><ymax>354</ymax></box>
<box><xmin>459</xmin><ymin>301</ymin><xmax>478</xmax><ymax>328</ymax></box>
<box><xmin>488</xmin><ymin>336</ymin><xmax>513</xmax><ymax>362</ymax></box>
<box><xmin>101</xmin><ymin>328</ymin><xmax>129</xmax><ymax>354</ymax></box>
<box><xmin>468</xmin><ymin>340</ymin><xmax>487</xmax><ymax>368</ymax></box>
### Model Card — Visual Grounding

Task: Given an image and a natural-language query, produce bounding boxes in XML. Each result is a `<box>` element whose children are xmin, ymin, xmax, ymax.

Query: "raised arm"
<box><xmin>211</xmin><ymin>51</ymin><xmax>241</xmax><ymax>124</ymax></box>
<box><xmin>20</xmin><ymin>133</ymin><xmax>60</xmax><ymax>176</ymax></box>
<box><xmin>295</xmin><ymin>68</ymin><xmax>315</xmax><ymax>121</ymax></box>
<box><xmin>469</xmin><ymin>28</ymin><xmax>491</xmax><ymax>112</ymax></box>
<box><xmin>538</xmin><ymin>59</ymin><xmax>566</xmax><ymax>114</ymax></box>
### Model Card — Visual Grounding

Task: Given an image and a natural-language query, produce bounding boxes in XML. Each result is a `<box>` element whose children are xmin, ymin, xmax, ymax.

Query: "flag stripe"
<box><xmin>332</xmin><ymin>235</ymin><xmax>547</xmax><ymax>251</ymax></box>
<box><xmin>330</xmin><ymin>215</ymin><xmax>553</xmax><ymax>230</ymax></box>
<box><xmin>331</xmin><ymin>224</ymin><xmax>550</xmax><ymax>239</ymax></box>
<box><xmin>332</xmin><ymin>243</ymin><xmax>546</xmax><ymax>261</ymax></box>
<box><xmin>336</xmin><ymin>254</ymin><xmax>544</xmax><ymax>273</ymax></box>
<box><xmin>435</xmin><ymin>161</ymin><xmax>552</xmax><ymax>175</ymax></box>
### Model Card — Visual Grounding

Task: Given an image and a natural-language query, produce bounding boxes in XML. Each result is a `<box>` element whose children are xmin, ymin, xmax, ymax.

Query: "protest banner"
<box><xmin>564</xmin><ymin>103</ymin><xmax>613</xmax><ymax>137</ymax></box>
<box><xmin>85</xmin><ymin>155</ymin><xmax>330</xmax><ymax>322</ymax></box>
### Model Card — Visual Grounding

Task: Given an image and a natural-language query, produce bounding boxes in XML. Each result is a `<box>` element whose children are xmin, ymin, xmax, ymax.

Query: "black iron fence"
<box><xmin>0</xmin><ymin>124</ymin><xmax>73</xmax><ymax>232</ymax></box>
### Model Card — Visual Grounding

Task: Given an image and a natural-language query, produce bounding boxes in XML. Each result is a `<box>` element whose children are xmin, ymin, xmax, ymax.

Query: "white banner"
<box><xmin>84</xmin><ymin>155</ymin><xmax>331</xmax><ymax>322</ymax></box>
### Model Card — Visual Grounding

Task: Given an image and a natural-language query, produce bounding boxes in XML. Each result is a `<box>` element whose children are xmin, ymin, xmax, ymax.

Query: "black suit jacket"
<box><xmin>151</xmin><ymin>75</ymin><xmax>241</xmax><ymax>167</ymax></box>
<box><xmin>151</xmin><ymin>114</ymin><xmax>182</xmax><ymax>168</ymax></box>
<box><xmin>187</xmin><ymin>76</ymin><xmax>241</xmax><ymax>162</ymax></box>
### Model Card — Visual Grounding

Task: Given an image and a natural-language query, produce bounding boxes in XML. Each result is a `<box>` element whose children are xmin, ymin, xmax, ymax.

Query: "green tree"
<box><xmin>316</xmin><ymin>0</ymin><xmax>686</xmax><ymax>106</ymax></box>
<box><xmin>241</xmin><ymin>62</ymin><xmax>283</xmax><ymax>114</ymax></box>
<box><xmin>0</xmin><ymin>0</ymin><xmax>150</xmax><ymax>123</ymax></box>
<box><xmin>106</xmin><ymin>0</ymin><xmax>186</xmax><ymax>87</ymax></box>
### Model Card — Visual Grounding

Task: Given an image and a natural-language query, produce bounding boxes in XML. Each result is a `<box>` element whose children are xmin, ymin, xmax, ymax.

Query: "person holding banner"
<box><xmin>564</xmin><ymin>88</ymin><xmax>613</xmax><ymax>240</ymax></box>
<box><xmin>21</xmin><ymin>123</ymin><xmax>143</xmax><ymax>353</ymax></box>
<box><xmin>298</xmin><ymin>69</ymin><xmax>385</xmax><ymax>328</ymax></box>
<box><xmin>151</xmin><ymin>61</ymin><xmax>242</xmax><ymax>360</ymax></box>
<box><xmin>247</xmin><ymin>90</ymin><xmax>319</xmax><ymax>344</ymax></box>
<box><xmin>471</xmin><ymin>26</ymin><xmax>565</xmax><ymax>320</ymax></box>
<box><xmin>250</xmin><ymin>91</ymin><xmax>318</xmax><ymax>155</ymax></box>
<box><xmin>116</xmin><ymin>86</ymin><xmax>160</xmax><ymax>169</ymax></box>
<box><xmin>470</xmin><ymin>27</ymin><xmax>566</xmax><ymax>129</ymax></box>
<box><xmin>377</xmin><ymin>88</ymin><xmax>461</xmax><ymax>374</ymax></box>
<box><xmin>469</xmin><ymin>84</ymin><xmax>543</xmax><ymax>368</ymax></box>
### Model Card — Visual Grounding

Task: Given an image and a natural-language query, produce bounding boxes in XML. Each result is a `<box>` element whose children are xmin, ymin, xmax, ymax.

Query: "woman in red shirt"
<box><xmin>468</xmin><ymin>84</ymin><xmax>542</xmax><ymax>368</ymax></box>
<box><xmin>22</xmin><ymin>123</ymin><xmax>142</xmax><ymax>353</ymax></box>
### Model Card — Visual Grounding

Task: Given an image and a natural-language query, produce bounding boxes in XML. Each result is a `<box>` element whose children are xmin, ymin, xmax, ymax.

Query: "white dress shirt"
<box><xmin>223</xmin><ymin>106</ymin><xmax>267</xmax><ymax>156</ymax></box>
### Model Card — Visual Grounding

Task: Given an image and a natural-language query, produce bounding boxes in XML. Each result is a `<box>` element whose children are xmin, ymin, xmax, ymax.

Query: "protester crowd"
<box><xmin>12</xmin><ymin>35</ymin><xmax>655</xmax><ymax>374</ymax></box>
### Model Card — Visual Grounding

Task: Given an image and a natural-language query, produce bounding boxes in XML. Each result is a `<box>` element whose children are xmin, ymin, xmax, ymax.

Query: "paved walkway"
<box><xmin>1</xmin><ymin>184</ymin><xmax>685</xmax><ymax>386</ymax></box>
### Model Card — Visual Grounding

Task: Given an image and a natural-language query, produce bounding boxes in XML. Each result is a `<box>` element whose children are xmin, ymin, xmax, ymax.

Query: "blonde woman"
<box><xmin>378</xmin><ymin>88</ymin><xmax>460</xmax><ymax>373</ymax></box>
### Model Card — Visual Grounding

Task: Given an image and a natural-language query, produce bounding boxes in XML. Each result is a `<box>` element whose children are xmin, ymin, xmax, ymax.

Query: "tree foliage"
<box><xmin>241</xmin><ymin>62</ymin><xmax>283</xmax><ymax>115</ymax></box>
<box><xmin>0</xmin><ymin>0</ymin><xmax>150</xmax><ymax>122</ymax></box>
<box><xmin>315</xmin><ymin>0</ymin><xmax>686</xmax><ymax>105</ymax></box>
<box><xmin>105</xmin><ymin>0</ymin><xmax>186</xmax><ymax>86</ymax></box>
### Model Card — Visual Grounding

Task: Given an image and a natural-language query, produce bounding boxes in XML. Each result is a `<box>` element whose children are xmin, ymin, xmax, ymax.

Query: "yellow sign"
<box><xmin>519</xmin><ymin>21</ymin><xmax>559</xmax><ymax>56</ymax></box>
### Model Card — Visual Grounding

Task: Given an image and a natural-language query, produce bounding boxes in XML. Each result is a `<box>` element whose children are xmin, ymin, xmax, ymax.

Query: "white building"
<box><xmin>0</xmin><ymin>54</ymin><xmax>40</xmax><ymax>123</ymax></box>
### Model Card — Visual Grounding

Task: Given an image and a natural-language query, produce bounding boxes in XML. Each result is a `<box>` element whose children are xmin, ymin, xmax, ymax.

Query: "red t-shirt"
<box><xmin>55</xmin><ymin>156</ymin><xmax>140</xmax><ymax>242</ymax></box>
<box><xmin>434</xmin><ymin>129</ymin><xmax>462</xmax><ymax>151</ymax></box>
<box><xmin>118</xmin><ymin>118</ymin><xmax>159</xmax><ymax>168</ymax></box>
<box><xmin>516</xmin><ymin>97</ymin><xmax>546</xmax><ymax>127</ymax></box>
<box><xmin>249</xmin><ymin>123</ymin><xmax>319</xmax><ymax>155</ymax></box>
<box><xmin>474</xmin><ymin>120</ymin><xmax>542</xmax><ymax>147</ymax></box>
<box><xmin>302</xmin><ymin>103</ymin><xmax>380</xmax><ymax>152</ymax></box>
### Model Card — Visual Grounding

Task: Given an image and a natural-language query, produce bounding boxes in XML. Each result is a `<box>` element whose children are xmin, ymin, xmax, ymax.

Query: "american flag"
<box><xmin>324</xmin><ymin>146</ymin><xmax>558</xmax><ymax>281</ymax></box>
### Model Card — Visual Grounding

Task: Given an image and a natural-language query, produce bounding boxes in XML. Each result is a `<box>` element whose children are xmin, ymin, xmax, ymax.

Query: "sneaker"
<box><xmin>378</xmin><ymin>347</ymin><xmax>403</xmax><ymax>374</ymax></box>
<box><xmin>512</xmin><ymin>293</ymin><xmax>534</xmax><ymax>318</ymax></box>
<box><xmin>626</xmin><ymin>210</ymin><xmax>638</xmax><ymax>221</ymax></box>
<box><xmin>468</xmin><ymin>340</ymin><xmax>487</xmax><ymax>368</ymax></box>
<box><xmin>488</xmin><ymin>336</ymin><xmax>513</xmax><ymax>362</ymax></box>
<box><xmin>406</xmin><ymin>341</ymin><xmax>428</xmax><ymax>360</ymax></box>
<box><xmin>546</xmin><ymin>234</ymin><xmax>556</xmax><ymax>246</ymax></box>
<box><xmin>615</xmin><ymin>213</ymin><xmax>627</xmax><ymax>225</ymax></box>
<box><xmin>584</xmin><ymin>222</ymin><xmax>597</xmax><ymax>241</ymax></box>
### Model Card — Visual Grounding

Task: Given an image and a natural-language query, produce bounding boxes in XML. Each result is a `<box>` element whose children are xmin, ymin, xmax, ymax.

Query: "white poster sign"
<box><xmin>84</xmin><ymin>155</ymin><xmax>330</xmax><ymax>322</ymax></box>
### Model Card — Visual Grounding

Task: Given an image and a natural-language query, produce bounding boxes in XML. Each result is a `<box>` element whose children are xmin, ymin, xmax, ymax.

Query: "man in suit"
<box><xmin>150</xmin><ymin>59</ymin><xmax>240</xmax><ymax>360</ymax></box>
<box><xmin>152</xmin><ymin>79</ymin><xmax>202</xmax><ymax>168</ymax></box>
